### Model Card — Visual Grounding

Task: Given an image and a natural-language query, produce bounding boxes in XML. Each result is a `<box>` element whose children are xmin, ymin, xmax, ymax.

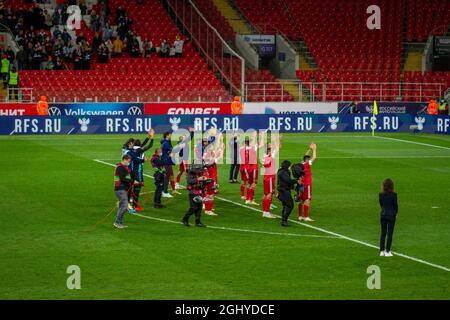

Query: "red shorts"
<box><xmin>300</xmin><ymin>184</ymin><xmax>312</xmax><ymax>201</ymax></box>
<box><xmin>263</xmin><ymin>175</ymin><xmax>275</xmax><ymax>195</ymax></box>
<box><xmin>241</xmin><ymin>168</ymin><xmax>258</xmax><ymax>184</ymax></box>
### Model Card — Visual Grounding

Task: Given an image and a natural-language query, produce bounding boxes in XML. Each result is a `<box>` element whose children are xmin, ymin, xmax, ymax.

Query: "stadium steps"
<box><xmin>211</xmin><ymin>0</ymin><xmax>252</xmax><ymax>34</ymax></box>
<box><xmin>277</xmin><ymin>79</ymin><xmax>311</xmax><ymax>102</ymax></box>
<box><xmin>401</xmin><ymin>42</ymin><xmax>426</xmax><ymax>79</ymax></box>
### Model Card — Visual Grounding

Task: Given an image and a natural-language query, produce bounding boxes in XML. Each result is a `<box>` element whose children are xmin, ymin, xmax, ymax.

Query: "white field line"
<box><xmin>131</xmin><ymin>212</ymin><xmax>339</xmax><ymax>239</ymax></box>
<box><xmin>94</xmin><ymin>159</ymin><xmax>450</xmax><ymax>273</ymax></box>
<box><xmin>374</xmin><ymin>135</ymin><xmax>450</xmax><ymax>151</ymax></box>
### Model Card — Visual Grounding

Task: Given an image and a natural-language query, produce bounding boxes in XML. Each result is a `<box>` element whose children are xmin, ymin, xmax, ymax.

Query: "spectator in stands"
<box><xmin>160</xmin><ymin>39</ymin><xmax>169</xmax><ymax>58</ymax></box>
<box><xmin>82</xmin><ymin>43</ymin><xmax>92</xmax><ymax>70</ymax></box>
<box><xmin>42</xmin><ymin>55</ymin><xmax>55</xmax><ymax>70</ymax></box>
<box><xmin>79</xmin><ymin>0</ymin><xmax>88</xmax><ymax>16</ymax></box>
<box><xmin>92</xmin><ymin>32</ymin><xmax>102</xmax><ymax>52</ymax></box>
<box><xmin>90</xmin><ymin>10</ymin><xmax>100</xmax><ymax>32</ymax></box>
<box><xmin>54</xmin><ymin>56</ymin><xmax>68</xmax><ymax>70</ymax></box>
<box><xmin>63</xmin><ymin>42</ymin><xmax>74</xmax><ymax>63</ymax></box>
<box><xmin>16</xmin><ymin>46</ymin><xmax>26</xmax><ymax>71</ymax></box>
<box><xmin>61</xmin><ymin>28</ymin><xmax>72</xmax><ymax>45</ymax></box>
<box><xmin>43</xmin><ymin>9</ymin><xmax>52</xmax><ymax>29</ymax></box>
<box><xmin>98</xmin><ymin>42</ymin><xmax>109</xmax><ymax>63</ymax></box>
<box><xmin>173</xmin><ymin>36</ymin><xmax>184</xmax><ymax>58</ymax></box>
<box><xmin>72</xmin><ymin>44</ymin><xmax>83</xmax><ymax>70</ymax></box>
<box><xmin>143</xmin><ymin>39</ymin><xmax>154</xmax><ymax>57</ymax></box>
<box><xmin>129</xmin><ymin>35</ymin><xmax>140</xmax><ymax>58</ymax></box>
<box><xmin>113</xmin><ymin>37</ymin><xmax>124</xmax><ymax>57</ymax></box>
<box><xmin>169</xmin><ymin>45</ymin><xmax>176</xmax><ymax>58</ymax></box>
<box><xmin>103</xmin><ymin>22</ymin><xmax>112</xmax><ymax>41</ymax></box>
<box><xmin>76</xmin><ymin>32</ymin><xmax>87</xmax><ymax>45</ymax></box>
<box><xmin>5</xmin><ymin>46</ymin><xmax>15</xmax><ymax>63</ymax></box>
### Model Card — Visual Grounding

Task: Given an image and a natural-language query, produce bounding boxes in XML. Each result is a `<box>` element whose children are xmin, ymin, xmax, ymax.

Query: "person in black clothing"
<box><xmin>379</xmin><ymin>178</ymin><xmax>398</xmax><ymax>257</ymax></box>
<box><xmin>181</xmin><ymin>165</ymin><xmax>208</xmax><ymax>228</ymax></box>
<box><xmin>151</xmin><ymin>148</ymin><xmax>166</xmax><ymax>209</ymax></box>
<box><xmin>277</xmin><ymin>160</ymin><xmax>299</xmax><ymax>227</ymax></box>
<box><xmin>113</xmin><ymin>154</ymin><xmax>138</xmax><ymax>229</ymax></box>
<box><xmin>228</xmin><ymin>132</ymin><xmax>240</xmax><ymax>183</ymax></box>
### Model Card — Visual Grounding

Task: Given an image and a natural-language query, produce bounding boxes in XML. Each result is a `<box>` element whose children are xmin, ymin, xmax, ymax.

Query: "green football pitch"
<box><xmin>0</xmin><ymin>132</ymin><xmax>449</xmax><ymax>300</ymax></box>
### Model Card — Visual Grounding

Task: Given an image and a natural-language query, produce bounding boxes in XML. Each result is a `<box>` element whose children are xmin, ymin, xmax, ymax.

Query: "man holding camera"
<box><xmin>181</xmin><ymin>165</ymin><xmax>212</xmax><ymax>227</ymax></box>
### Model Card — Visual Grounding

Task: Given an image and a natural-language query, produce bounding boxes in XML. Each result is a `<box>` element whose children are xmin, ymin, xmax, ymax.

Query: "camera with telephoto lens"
<box><xmin>291</xmin><ymin>163</ymin><xmax>305</xmax><ymax>202</ymax></box>
<box><xmin>188</xmin><ymin>164</ymin><xmax>215</xmax><ymax>203</ymax></box>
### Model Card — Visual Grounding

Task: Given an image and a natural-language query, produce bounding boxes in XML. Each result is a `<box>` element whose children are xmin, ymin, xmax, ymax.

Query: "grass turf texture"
<box><xmin>0</xmin><ymin>132</ymin><xmax>449</xmax><ymax>300</ymax></box>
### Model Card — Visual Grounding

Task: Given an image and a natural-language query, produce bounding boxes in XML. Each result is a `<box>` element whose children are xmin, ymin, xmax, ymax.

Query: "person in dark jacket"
<box><xmin>114</xmin><ymin>155</ymin><xmax>137</xmax><ymax>229</ymax></box>
<box><xmin>228</xmin><ymin>133</ymin><xmax>240</xmax><ymax>183</ymax></box>
<box><xmin>161</xmin><ymin>131</ymin><xmax>176</xmax><ymax>197</ymax></box>
<box><xmin>151</xmin><ymin>148</ymin><xmax>166</xmax><ymax>209</ymax></box>
<box><xmin>181</xmin><ymin>165</ymin><xmax>207</xmax><ymax>228</ymax></box>
<box><xmin>379</xmin><ymin>178</ymin><xmax>398</xmax><ymax>257</ymax></box>
<box><xmin>277</xmin><ymin>160</ymin><xmax>299</xmax><ymax>227</ymax></box>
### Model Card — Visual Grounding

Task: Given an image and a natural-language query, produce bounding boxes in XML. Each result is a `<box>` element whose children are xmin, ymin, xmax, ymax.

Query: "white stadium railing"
<box><xmin>244</xmin><ymin>82</ymin><xmax>448</xmax><ymax>102</ymax></box>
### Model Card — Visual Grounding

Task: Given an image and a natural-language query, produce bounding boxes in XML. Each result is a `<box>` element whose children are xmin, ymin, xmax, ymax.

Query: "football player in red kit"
<box><xmin>261</xmin><ymin>143</ymin><xmax>278</xmax><ymax>218</ymax></box>
<box><xmin>261</xmin><ymin>133</ymin><xmax>281</xmax><ymax>218</ymax></box>
<box><xmin>203</xmin><ymin>149</ymin><xmax>218</xmax><ymax>216</ymax></box>
<box><xmin>298</xmin><ymin>143</ymin><xmax>317</xmax><ymax>222</ymax></box>
<box><xmin>239</xmin><ymin>135</ymin><xmax>259</xmax><ymax>205</ymax></box>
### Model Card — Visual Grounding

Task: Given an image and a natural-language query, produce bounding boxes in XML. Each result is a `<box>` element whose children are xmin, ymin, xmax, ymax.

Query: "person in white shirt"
<box><xmin>173</xmin><ymin>36</ymin><xmax>184</xmax><ymax>57</ymax></box>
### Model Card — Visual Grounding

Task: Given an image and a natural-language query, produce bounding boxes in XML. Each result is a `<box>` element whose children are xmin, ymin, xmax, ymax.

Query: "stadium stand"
<box><xmin>2</xmin><ymin>0</ymin><xmax>230</xmax><ymax>102</ymax></box>
<box><xmin>234</xmin><ymin>0</ymin><xmax>450</xmax><ymax>101</ymax></box>
<box><xmin>1</xmin><ymin>0</ymin><xmax>449</xmax><ymax>103</ymax></box>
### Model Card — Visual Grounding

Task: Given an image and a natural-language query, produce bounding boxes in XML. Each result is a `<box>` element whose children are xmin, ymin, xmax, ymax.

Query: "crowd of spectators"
<box><xmin>0</xmin><ymin>0</ymin><xmax>185</xmax><ymax>72</ymax></box>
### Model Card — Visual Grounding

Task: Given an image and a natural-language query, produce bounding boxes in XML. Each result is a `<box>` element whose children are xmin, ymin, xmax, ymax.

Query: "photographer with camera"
<box><xmin>277</xmin><ymin>160</ymin><xmax>300</xmax><ymax>227</ymax></box>
<box><xmin>181</xmin><ymin>165</ymin><xmax>214</xmax><ymax>227</ymax></box>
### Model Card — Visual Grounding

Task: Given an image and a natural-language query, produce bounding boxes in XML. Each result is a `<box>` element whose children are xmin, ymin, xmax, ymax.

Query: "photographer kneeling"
<box><xmin>182</xmin><ymin>165</ymin><xmax>214</xmax><ymax>227</ymax></box>
<box><xmin>277</xmin><ymin>160</ymin><xmax>300</xmax><ymax>227</ymax></box>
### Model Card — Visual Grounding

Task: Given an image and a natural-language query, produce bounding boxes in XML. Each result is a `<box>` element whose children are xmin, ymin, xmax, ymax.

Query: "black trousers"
<box><xmin>183</xmin><ymin>193</ymin><xmax>202</xmax><ymax>224</ymax></box>
<box><xmin>380</xmin><ymin>216</ymin><xmax>396</xmax><ymax>252</ymax></box>
<box><xmin>229</xmin><ymin>163</ymin><xmax>240</xmax><ymax>180</ymax></box>
<box><xmin>154</xmin><ymin>181</ymin><xmax>163</xmax><ymax>205</ymax></box>
<box><xmin>278</xmin><ymin>189</ymin><xmax>294</xmax><ymax>222</ymax></box>
<box><xmin>163</xmin><ymin>165</ymin><xmax>172</xmax><ymax>193</ymax></box>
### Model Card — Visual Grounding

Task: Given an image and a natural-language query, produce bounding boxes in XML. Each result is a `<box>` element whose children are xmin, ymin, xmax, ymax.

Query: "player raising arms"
<box><xmin>261</xmin><ymin>134</ymin><xmax>281</xmax><ymax>218</ymax></box>
<box><xmin>240</xmin><ymin>133</ymin><xmax>259</xmax><ymax>205</ymax></box>
<box><xmin>298</xmin><ymin>143</ymin><xmax>317</xmax><ymax>222</ymax></box>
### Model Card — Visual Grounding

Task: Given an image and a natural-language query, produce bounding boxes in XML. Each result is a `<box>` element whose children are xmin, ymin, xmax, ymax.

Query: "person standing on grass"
<box><xmin>114</xmin><ymin>155</ymin><xmax>138</xmax><ymax>229</ymax></box>
<box><xmin>228</xmin><ymin>133</ymin><xmax>240</xmax><ymax>183</ymax></box>
<box><xmin>151</xmin><ymin>148</ymin><xmax>166</xmax><ymax>209</ymax></box>
<box><xmin>298</xmin><ymin>143</ymin><xmax>316</xmax><ymax>222</ymax></box>
<box><xmin>161</xmin><ymin>131</ymin><xmax>179</xmax><ymax>197</ymax></box>
<box><xmin>379</xmin><ymin>178</ymin><xmax>398</xmax><ymax>257</ymax></box>
<box><xmin>277</xmin><ymin>160</ymin><xmax>298</xmax><ymax>227</ymax></box>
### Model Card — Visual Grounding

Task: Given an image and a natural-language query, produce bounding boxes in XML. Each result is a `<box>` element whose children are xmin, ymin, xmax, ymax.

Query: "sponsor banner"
<box><xmin>243</xmin><ymin>102</ymin><xmax>338</xmax><ymax>114</ymax></box>
<box><xmin>144</xmin><ymin>103</ymin><xmax>231</xmax><ymax>115</ymax></box>
<box><xmin>1</xmin><ymin>114</ymin><xmax>449</xmax><ymax>135</ymax></box>
<box><xmin>258</xmin><ymin>44</ymin><xmax>276</xmax><ymax>57</ymax></box>
<box><xmin>0</xmin><ymin>103</ymin><xmax>38</xmax><ymax>116</ymax></box>
<box><xmin>338</xmin><ymin>102</ymin><xmax>428</xmax><ymax>114</ymax></box>
<box><xmin>242</xmin><ymin>34</ymin><xmax>276</xmax><ymax>45</ymax></box>
<box><xmin>47</xmin><ymin>103</ymin><xmax>144</xmax><ymax>116</ymax></box>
